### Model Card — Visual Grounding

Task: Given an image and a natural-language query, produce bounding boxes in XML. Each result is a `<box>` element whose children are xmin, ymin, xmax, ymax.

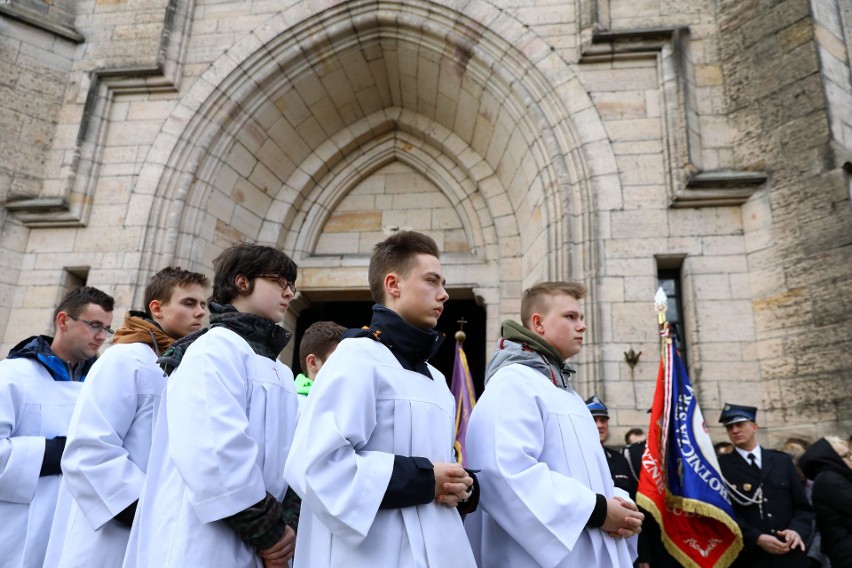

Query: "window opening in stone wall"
<box><xmin>657</xmin><ymin>267</ymin><xmax>687</xmax><ymax>367</ymax></box>
<box><xmin>61</xmin><ymin>266</ymin><xmax>88</xmax><ymax>295</ymax></box>
<box><xmin>293</xmin><ymin>296</ymin><xmax>487</xmax><ymax>396</ymax></box>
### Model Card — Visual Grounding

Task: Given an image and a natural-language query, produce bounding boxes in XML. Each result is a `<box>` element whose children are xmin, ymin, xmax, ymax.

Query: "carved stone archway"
<box><xmin>134</xmin><ymin>0</ymin><xmax>620</xmax><ymax>388</ymax></box>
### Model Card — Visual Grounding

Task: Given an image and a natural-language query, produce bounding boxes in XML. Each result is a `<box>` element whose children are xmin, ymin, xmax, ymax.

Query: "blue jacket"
<box><xmin>7</xmin><ymin>335</ymin><xmax>95</xmax><ymax>381</ymax></box>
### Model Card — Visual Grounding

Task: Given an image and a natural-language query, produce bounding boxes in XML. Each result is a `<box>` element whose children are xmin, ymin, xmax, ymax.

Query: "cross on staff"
<box><xmin>455</xmin><ymin>317</ymin><xmax>467</xmax><ymax>342</ymax></box>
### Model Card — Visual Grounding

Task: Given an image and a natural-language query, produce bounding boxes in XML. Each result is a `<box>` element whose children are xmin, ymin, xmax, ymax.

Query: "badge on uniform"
<box><xmin>743</xmin><ymin>483</ymin><xmax>753</xmax><ymax>491</ymax></box>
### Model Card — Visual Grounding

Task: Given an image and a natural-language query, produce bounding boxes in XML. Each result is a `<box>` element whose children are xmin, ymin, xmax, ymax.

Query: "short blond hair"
<box><xmin>825</xmin><ymin>435</ymin><xmax>849</xmax><ymax>457</ymax></box>
<box><xmin>520</xmin><ymin>281</ymin><xmax>587</xmax><ymax>328</ymax></box>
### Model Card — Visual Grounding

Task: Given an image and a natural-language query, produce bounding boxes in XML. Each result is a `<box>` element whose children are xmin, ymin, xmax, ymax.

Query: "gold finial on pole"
<box><xmin>455</xmin><ymin>317</ymin><xmax>468</xmax><ymax>342</ymax></box>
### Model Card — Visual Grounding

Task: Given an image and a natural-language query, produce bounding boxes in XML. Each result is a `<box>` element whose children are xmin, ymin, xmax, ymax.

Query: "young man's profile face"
<box><xmin>533</xmin><ymin>293</ymin><xmax>586</xmax><ymax>360</ymax></box>
<box><xmin>387</xmin><ymin>253</ymin><xmax>449</xmax><ymax>330</ymax></box>
<box><xmin>154</xmin><ymin>283</ymin><xmax>208</xmax><ymax>339</ymax></box>
<box><xmin>234</xmin><ymin>274</ymin><xmax>295</xmax><ymax>323</ymax></box>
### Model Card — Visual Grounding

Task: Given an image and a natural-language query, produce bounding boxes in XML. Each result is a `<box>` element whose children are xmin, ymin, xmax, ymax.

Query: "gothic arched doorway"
<box><xmin>293</xmin><ymin>293</ymin><xmax>487</xmax><ymax>396</ymax></box>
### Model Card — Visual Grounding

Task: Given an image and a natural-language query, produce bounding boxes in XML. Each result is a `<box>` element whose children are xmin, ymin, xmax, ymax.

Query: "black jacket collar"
<box><xmin>209</xmin><ymin>303</ymin><xmax>291</xmax><ymax>361</ymax></box>
<box><xmin>345</xmin><ymin>305</ymin><xmax>444</xmax><ymax>379</ymax></box>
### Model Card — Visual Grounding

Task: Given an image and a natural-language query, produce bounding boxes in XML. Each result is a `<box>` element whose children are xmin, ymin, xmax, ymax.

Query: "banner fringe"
<box><xmin>637</xmin><ymin>494</ymin><xmax>743</xmax><ymax>568</ymax></box>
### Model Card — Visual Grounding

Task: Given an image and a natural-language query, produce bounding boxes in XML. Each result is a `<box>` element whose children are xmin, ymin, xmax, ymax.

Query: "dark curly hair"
<box><xmin>210</xmin><ymin>243</ymin><xmax>297</xmax><ymax>305</ymax></box>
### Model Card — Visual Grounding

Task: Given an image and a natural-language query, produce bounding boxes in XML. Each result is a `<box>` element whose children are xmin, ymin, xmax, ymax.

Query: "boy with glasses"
<box><xmin>0</xmin><ymin>286</ymin><xmax>115</xmax><ymax>568</ymax></box>
<box><xmin>44</xmin><ymin>267</ymin><xmax>209</xmax><ymax>567</ymax></box>
<box><xmin>124</xmin><ymin>244</ymin><xmax>301</xmax><ymax>568</ymax></box>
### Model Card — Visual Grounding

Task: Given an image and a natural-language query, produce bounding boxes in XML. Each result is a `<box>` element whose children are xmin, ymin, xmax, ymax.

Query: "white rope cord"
<box><xmin>624</xmin><ymin>447</ymin><xmax>640</xmax><ymax>483</ymax></box>
<box><xmin>722</xmin><ymin>476</ymin><xmax>764</xmax><ymax>518</ymax></box>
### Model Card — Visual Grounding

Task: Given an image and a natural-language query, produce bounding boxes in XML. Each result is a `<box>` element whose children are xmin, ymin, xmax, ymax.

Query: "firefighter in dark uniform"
<box><xmin>585</xmin><ymin>395</ymin><xmax>637</xmax><ymax>497</ymax></box>
<box><xmin>717</xmin><ymin>403</ymin><xmax>814</xmax><ymax>567</ymax></box>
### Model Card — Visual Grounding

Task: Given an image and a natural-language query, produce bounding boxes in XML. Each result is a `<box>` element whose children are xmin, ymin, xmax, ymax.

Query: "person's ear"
<box><xmin>235</xmin><ymin>274</ymin><xmax>250</xmax><ymax>295</ymax></box>
<box><xmin>149</xmin><ymin>299</ymin><xmax>164</xmax><ymax>320</ymax></box>
<box><xmin>531</xmin><ymin>313</ymin><xmax>544</xmax><ymax>334</ymax></box>
<box><xmin>384</xmin><ymin>272</ymin><xmax>401</xmax><ymax>299</ymax></box>
<box><xmin>55</xmin><ymin>312</ymin><xmax>69</xmax><ymax>332</ymax></box>
<box><xmin>306</xmin><ymin>354</ymin><xmax>323</xmax><ymax>374</ymax></box>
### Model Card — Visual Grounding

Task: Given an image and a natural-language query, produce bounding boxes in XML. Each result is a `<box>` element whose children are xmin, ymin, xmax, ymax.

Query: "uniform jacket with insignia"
<box><xmin>719</xmin><ymin>447</ymin><xmax>813</xmax><ymax>567</ymax></box>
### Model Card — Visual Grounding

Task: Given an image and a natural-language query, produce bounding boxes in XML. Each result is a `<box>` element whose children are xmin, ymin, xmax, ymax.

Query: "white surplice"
<box><xmin>122</xmin><ymin>327</ymin><xmax>299</xmax><ymax>568</ymax></box>
<box><xmin>283</xmin><ymin>337</ymin><xmax>476</xmax><ymax>568</ymax></box>
<box><xmin>464</xmin><ymin>364</ymin><xmax>635</xmax><ymax>568</ymax></box>
<box><xmin>44</xmin><ymin>342</ymin><xmax>166</xmax><ymax>567</ymax></box>
<box><xmin>0</xmin><ymin>358</ymin><xmax>81</xmax><ymax>568</ymax></box>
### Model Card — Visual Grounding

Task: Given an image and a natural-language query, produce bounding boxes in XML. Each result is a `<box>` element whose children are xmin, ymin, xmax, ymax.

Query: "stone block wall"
<box><xmin>718</xmin><ymin>0</ymin><xmax>852</xmax><ymax>442</ymax></box>
<box><xmin>0</xmin><ymin>16</ymin><xmax>74</xmax><ymax>200</ymax></box>
<box><xmin>315</xmin><ymin>162</ymin><xmax>470</xmax><ymax>256</ymax></box>
<box><xmin>812</xmin><ymin>0</ymin><xmax>852</xmax><ymax>156</ymax></box>
<box><xmin>0</xmin><ymin>13</ymin><xmax>79</xmax><ymax>342</ymax></box>
<box><xmin>0</xmin><ymin>0</ymin><xmax>849</xmax><ymax>447</ymax></box>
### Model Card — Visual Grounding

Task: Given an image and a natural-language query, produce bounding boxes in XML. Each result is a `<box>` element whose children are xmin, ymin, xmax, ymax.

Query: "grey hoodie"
<box><xmin>484</xmin><ymin>319</ymin><xmax>576</xmax><ymax>391</ymax></box>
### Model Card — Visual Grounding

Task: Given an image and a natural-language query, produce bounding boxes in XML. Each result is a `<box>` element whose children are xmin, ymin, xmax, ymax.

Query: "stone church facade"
<box><xmin>1</xmin><ymin>0</ymin><xmax>850</xmax><ymax>444</ymax></box>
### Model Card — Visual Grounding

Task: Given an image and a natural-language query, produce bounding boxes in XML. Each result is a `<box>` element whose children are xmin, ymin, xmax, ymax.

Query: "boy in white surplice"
<box><xmin>285</xmin><ymin>230</ymin><xmax>477</xmax><ymax>568</ymax></box>
<box><xmin>464</xmin><ymin>281</ymin><xmax>643</xmax><ymax>568</ymax></box>
<box><xmin>44</xmin><ymin>267</ymin><xmax>208</xmax><ymax>567</ymax></box>
<box><xmin>0</xmin><ymin>287</ymin><xmax>114</xmax><ymax>568</ymax></box>
<box><xmin>123</xmin><ymin>244</ymin><xmax>301</xmax><ymax>568</ymax></box>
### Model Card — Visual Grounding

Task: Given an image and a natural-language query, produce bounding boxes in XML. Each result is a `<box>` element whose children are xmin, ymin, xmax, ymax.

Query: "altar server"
<box><xmin>0</xmin><ymin>286</ymin><xmax>114</xmax><ymax>568</ymax></box>
<box><xmin>123</xmin><ymin>244</ymin><xmax>301</xmax><ymax>567</ymax></box>
<box><xmin>44</xmin><ymin>267</ymin><xmax>208</xmax><ymax>567</ymax></box>
<box><xmin>284</xmin><ymin>231</ymin><xmax>477</xmax><ymax>567</ymax></box>
<box><xmin>465</xmin><ymin>281</ymin><xmax>642</xmax><ymax>567</ymax></box>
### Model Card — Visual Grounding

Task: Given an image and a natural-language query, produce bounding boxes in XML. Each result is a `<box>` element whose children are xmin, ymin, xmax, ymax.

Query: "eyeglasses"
<box><xmin>68</xmin><ymin>316</ymin><xmax>115</xmax><ymax>336</ymax></box>
<box><xmin>258</xmin><ymin>274</ymin><xmax>297</xmax><ymax>295</ymax></box>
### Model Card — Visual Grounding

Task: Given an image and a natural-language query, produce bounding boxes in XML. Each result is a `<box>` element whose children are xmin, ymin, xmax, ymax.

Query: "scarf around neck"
<box><xmin>112</xmin><ymin>311</ymin><xmax>175</xmax><ymax>355</ymax></box>
<box><xmin>208</xmin><ymin>302</ymin><xmax>291</xmax><ymax>360</ymax></box>
<box><xmin>484</xmin><ymin>319</ymin><xmax>576</xmax><ymax>389</ymax></box>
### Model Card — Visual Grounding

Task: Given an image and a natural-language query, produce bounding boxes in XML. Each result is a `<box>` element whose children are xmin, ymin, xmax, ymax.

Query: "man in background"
<box><xmin>587</xmin><ymin>395</ymin><xmax>637</xmax><ymax>498</ymax></box>
<box><xmin>718</xmin><ymin>403</ymin><xmax>813</xmax><ymax>567</ymax></box>
<box><xmin>0</xmin><ymin>286</ymin><xmax>115</xmax><ymax>567</ymax></box>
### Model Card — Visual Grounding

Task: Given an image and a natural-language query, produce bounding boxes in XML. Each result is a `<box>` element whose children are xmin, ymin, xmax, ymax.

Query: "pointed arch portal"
<box><xmin>132</xmin><ymin>0</ymin><xmax>618</xmax><ymax>386</ymax></box>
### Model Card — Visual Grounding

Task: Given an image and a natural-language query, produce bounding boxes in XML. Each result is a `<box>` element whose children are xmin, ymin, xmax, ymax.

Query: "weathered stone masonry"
<box><xmin>0</xmin><ymin>0</ymin><xmax>849</xmax><ymax>445</ymax></box>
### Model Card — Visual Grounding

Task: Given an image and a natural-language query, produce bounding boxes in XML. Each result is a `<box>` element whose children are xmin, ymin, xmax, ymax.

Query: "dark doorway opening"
<box><xmin>293</xmin><ymin>296</ymin><xmax>487</xmax><ymax>397</ymax></box>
